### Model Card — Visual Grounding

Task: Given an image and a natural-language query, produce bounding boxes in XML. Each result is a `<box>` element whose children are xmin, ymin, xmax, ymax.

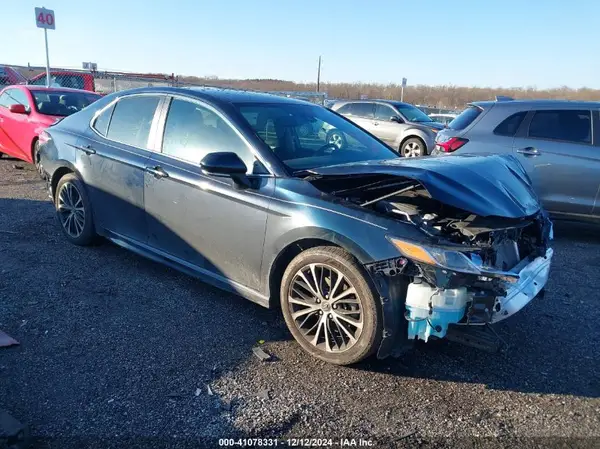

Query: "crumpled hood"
<box><xmin>307</xmin><ymin>154</ymin><xmax>541</xmax><ymax>218</ymax></box>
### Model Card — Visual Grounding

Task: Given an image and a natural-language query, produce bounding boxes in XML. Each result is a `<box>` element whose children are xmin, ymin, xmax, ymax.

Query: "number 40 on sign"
<box><xmin>35</xmin><ymin>7</ymin><xmax>56</xmax><ymax>30</ymax></box>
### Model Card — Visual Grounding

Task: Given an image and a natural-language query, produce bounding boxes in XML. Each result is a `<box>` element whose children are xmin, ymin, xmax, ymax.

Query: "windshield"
<box><xmin>32</xmin><ymin>90</ymin><xmax>100</xmax><ymax>116</ymax></box>
<box><xmin>234</xmin><ymin>102</ymin><xmax>398</xmax><ymax>172</ymax></box>
<box><xmin>394</xmin><ymin>103</ymin><xmax>434</xmax><ymax>122</ymax></box>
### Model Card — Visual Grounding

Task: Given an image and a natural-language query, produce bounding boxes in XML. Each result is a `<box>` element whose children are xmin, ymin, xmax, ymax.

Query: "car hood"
<box><xmin>411</xmin><ymin>121</ymin><xmax>445</xmax><ymax>130</ymax></box>
<box><xmin>305</xmin><ymin>154</ymin><xmax>540</xmax><ymax>218</ymax></box>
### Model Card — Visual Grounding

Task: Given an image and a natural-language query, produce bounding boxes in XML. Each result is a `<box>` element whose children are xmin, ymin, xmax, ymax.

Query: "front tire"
<box><xmin>54</xmin><ymin>174</ymin><xmax>97</xmax><ymax>246</ymax></box>
<box><xmin>280</xmin><ymin>246</ymin><xmax>382</xmax><ymax>365</ymax></box>
<box><xmin>400</xmin><ymin>137</ymin><xmax>426</xmax><ymax>157</ymax></box>
<box><xmin>33</xmin><ymin>140</ymin><xmax>45</xmax><ymax>179</ymax></box>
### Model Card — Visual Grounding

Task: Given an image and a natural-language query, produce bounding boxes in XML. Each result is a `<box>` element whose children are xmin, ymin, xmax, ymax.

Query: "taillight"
<box><xmin>436</xmin><ymin>137</ymin><xmax>469</xmax><ymax>153</ymax></box>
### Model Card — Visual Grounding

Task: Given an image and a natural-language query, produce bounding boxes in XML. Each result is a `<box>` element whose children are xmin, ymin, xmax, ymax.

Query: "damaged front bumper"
<box><xmin>368</xmin><ymin>247</ymin><xmax>554</xmax><ymax>359</ymax></box>
<box><xmin>490</xmin><ymin>247</ymin><xmax>553</xmax><ymax>323</ymax></box>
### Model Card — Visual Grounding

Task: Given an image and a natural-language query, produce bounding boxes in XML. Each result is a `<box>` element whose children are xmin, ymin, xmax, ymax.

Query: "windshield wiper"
<box><xmin>292</xmin><ymin>169</ymin><xmax>320</xmax><ymax>178</ymax></box>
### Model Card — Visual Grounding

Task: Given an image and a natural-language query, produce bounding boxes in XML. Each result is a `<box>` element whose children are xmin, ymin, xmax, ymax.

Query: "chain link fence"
<box><xmin>2</xmin><ymin>64</ymin><xmax>328</xmax><ymax>105</ymax></box>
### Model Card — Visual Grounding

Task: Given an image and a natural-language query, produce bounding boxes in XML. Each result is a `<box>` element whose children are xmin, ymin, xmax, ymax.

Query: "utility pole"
<box><xmin>316</xmin><ymin>56</ymin><xmax>322</xmax><ymax>92</ymax></box>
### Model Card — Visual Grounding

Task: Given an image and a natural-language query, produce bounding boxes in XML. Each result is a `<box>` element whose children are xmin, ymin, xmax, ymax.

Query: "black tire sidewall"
<box><xmin>54</xmin><ymin>174</ymin><xmax>96</xmax><ymax>246</ymax></box>
<box><xmin>401</xmin><ymin>137</ymin><xmax>426</xmax><ymax>157</ymax></box>
<box><xmin>280</xmin><ymin>247</ymin><xmax>382</xmax><ymax>365</ymax></box>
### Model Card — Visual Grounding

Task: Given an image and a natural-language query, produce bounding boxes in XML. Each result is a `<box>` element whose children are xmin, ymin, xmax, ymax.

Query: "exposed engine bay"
<box><xmin>309</xmin><ymin>171</ymin><xmax>553</xmax><ymax>350</ymax></box>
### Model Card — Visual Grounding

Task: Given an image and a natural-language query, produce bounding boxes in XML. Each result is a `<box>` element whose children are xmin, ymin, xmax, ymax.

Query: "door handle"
<box><xmin>145</xmin><ymin>165</ymin><xmax>169</xmax><ymax>179</ymax></box>
<box><xmin>373</xmin><ymin>121</ymin><xmax>379</xmax><ymax>126</ymax></box>
<box><xmin>80</xmin><ymin>144</ymin><xmax>96</xmax><ymax>155</ymax></box>
<box><xmin>517</xmin><ymin>147</ymin><xmax>541</xmax><ymax>156</ymax></box>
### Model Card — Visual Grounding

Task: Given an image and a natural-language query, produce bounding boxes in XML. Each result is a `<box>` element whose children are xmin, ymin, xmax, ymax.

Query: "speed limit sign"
<box><xmin>35</xmin><ymin>7</ymin><xmax>56</xmax><ymax>30</ymax></box>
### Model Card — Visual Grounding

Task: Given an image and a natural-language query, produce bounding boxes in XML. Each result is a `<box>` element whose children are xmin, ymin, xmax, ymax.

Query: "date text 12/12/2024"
<box><xmin>218</xmin><ymin>438</ymin><xmax>375</xmax><ymax>447</ymax></box>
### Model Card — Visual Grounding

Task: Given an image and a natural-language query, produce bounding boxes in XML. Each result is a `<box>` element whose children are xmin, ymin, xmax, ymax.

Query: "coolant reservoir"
<box><xmin>405</xmin><ymin>282</ymin><xmax>468</xmax><ymax>342</ymax></box>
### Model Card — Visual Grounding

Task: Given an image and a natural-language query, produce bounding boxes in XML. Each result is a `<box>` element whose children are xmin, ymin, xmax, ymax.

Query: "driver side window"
<box><xmin>374</xmin><ymin>104</ymin><xmax>396</xmax><ymax>121</ymax></box>
<box><xmin>161</xmin><ymin>98</ymin><xmax>259</xmax><ymax>174</ymax></box>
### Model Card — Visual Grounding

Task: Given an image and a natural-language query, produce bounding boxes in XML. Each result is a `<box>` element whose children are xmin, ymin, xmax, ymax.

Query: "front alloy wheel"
<box><xmin>401</xmin><ymin>138</ymin><xmax>426</xmax><ymax>157</ymax></box>
<box><xmin>288</xmin><ymin>263</ymin><xmax>363</xmax><ymax>352</ymax></box>
<box><xmin>281</xmin><ymin>246</ymin><xmax>382</xmax><ymax>365</ymax></box>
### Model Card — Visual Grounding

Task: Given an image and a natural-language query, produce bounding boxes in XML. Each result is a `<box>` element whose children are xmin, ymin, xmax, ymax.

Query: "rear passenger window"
<box><xmin>92</xmin><ymin>104</ymin><xmax>115</xmax><ymax>137</ymax></box>
<box><xmin>336</xmin><ymin>104</ymin><xmax>353</xmax><ymax>115</ymax></box>
<box><xmin>494</xmin><ymin>112</ymin><xmax>527</xmax><ymax>136</ymax></box>
<box><xmin>528</xmin><ymin>110</ymin><xmax>591</xmax><ymax>144</ymax></box>
<box><xmin>351</xmin><ymin>103</ymin><xmax>374</xmax><ymax>118</ymax></box>
<box><xmin>106</xmin><ymin>95</ymin><xmax>160</xmax><ymax>148</ymax></box>
<box><xmin>448</xmin><ymin>106</ymin><xmax>482</xmax><ymax>131</ymax></box>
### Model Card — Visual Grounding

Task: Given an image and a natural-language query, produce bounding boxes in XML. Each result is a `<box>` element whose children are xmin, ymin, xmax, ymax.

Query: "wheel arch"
<box><xmin>398</xmin><ymin>134</ymin><xmax>426</xmax><ymax>152</ymax></box>
<box><xmin>266</xmin><ymin>228</ymin><xmax>372</xmax><ymax>308</ymax></box>
<box><xmin>50</xmin><ymin>161</ymin><xmax>81</xmax><ymax>200</ymax></box>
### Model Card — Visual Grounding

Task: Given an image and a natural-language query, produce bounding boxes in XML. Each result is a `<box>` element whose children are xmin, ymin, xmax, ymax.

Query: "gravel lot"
<box><xmin>1</xmin><ymin>157</ymin><xmax>599</xmax><ymax>448</ymax></box>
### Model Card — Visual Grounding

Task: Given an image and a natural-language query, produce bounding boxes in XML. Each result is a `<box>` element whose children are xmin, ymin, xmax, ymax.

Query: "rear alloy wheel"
<box><xmin>401</xmin><ymin>138</ymin><xmax>426</xmax><ymax>157</ymax></box>
<box><xmin>33</xmin><ymin>140</ymin><xmax>45</xmax><ymax>179</ymax></box>
<box><xmin>54</xmin><ymin>174</ymin><xmax>96</xmax><ymax>246</ymax></box>
<box><xmin>280</xmin><ymin>246</ymin><xmax>382</xmax><ymax>365</ymax></box>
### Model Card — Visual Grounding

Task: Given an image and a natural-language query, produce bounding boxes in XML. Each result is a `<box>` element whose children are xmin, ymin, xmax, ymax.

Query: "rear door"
<box><xmin>79</xmin><ymin>93</ymin><xmax>162</xmax><ymax>243</ymax></box>
<box><xmin>336</xmin><ymin>102</ymin><xmax>375</xmax><ymax>132</ymax></box>
<box><xmin>512</xmin><ymin>108</ymin><xmax>598</xmax><ymax>216</ymax></box>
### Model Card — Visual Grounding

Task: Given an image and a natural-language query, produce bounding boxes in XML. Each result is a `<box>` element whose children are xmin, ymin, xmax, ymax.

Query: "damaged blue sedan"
<box><xmin>38</xmin><ymin>87</ymin><xmax>553</xmax><ymax>365</ymax></box>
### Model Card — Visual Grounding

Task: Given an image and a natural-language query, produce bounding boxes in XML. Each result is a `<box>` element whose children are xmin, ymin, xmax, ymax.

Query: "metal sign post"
<box><xmin>35</xmin><ymin>7</ymin><xmax>56</xmax><ymax>87</ymax></box>
<box><xmin>401</xmin><ymin>77</ymin><xmax>407</xmax><ymax>102</ymax></box>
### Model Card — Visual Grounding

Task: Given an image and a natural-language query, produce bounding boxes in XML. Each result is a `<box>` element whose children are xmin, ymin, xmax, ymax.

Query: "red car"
<box><xmin>0</xmin><ymin>85</ymin><xmax>101</xmax><ymax>174</ymax></box>
<box><xmin>0</xmin><ymin>65</ymin><xmax>27</xmax><ymax>88</ymax></box>
<box><xmin>28</xmin><ymin>70</ymin><xmax>96</xmax><ymax>92</ymax></box>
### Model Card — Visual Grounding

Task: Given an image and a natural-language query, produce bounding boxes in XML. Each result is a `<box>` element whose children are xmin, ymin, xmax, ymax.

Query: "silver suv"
<box><xmin>330</xmin><ymin>100</ymin><xmax>445</xmax><ymax>157</ymax></box>
<box><xmin>433</xmin><ymin>98</ymin><xmax>600</xmax><ymax>222</ymax></box>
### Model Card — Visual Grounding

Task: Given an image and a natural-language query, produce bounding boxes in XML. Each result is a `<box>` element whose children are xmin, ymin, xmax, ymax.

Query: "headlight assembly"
<box><xmin>387</xmin><ymin>237</ymin><xmax>481</xmax><ymax>275</ymax></box>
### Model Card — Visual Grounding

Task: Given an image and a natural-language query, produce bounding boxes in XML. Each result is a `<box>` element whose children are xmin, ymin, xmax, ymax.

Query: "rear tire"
<box><xmin>54</xmin><ymin>174</ymin><xmax>97</xmax><ymax>246</ymax></box>
<box><xmin>400</xmin><ymin>137</ymin><xmax>426</xmax><ymax>157</ymax></box>
<box><xmin>280</xmin><ymin>246</ymin><xmax>382</xmax><ymax>365</ymax></box>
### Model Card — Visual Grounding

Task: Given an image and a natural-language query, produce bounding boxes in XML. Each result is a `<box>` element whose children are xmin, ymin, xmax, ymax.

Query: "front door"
<box><xmin>373</xmin><ymin>103</ymin><xmax>401</xmax><ymax>146</ymax></box>
<box><xmin>144</xmin><ymin>96</ymin><xmax>273</xmax><ymax>291</ymax></box>
<box><xmin>79</xmin><ymin>94</ymin><xmax>163</xmax><ymax>243</ymax></box>
<box><xmin>0</xmin><ymin>88</ymin><xmax>35</xmax><ymax>160</ymax></box>
<box><xmin>512</xmin><ymin>108</ymin><xmax>599</xmax><ymax>216</ymax></box>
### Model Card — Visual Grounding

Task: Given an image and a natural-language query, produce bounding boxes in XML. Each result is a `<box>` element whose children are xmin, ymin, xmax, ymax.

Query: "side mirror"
<box><xmin>9</xmin><ymin>104</ymin><xmax>28</xmax><ymax>114</ymax></box>
<box><xmin>200</xmin><ymin>152</ymin><xmax>247</xmax><ymax>175</ymax></box>
<box><xmin>390</xmin><ymin>115</ymin><xmax>403</xmax><ymax>123</ymax></box>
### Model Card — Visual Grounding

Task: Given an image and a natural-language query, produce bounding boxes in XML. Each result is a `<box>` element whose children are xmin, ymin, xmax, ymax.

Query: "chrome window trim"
<box><xmin>156</xmin><ymin>93</ymin><xmax>275</xmax><ymax>176</ymax></box>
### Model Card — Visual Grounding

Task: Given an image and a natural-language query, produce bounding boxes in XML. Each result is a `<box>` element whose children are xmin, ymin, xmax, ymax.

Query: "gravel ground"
<box><xmin>0</xmin><ymin>157</ymin><xmax>599</xmax><ymax>448</ymax></box>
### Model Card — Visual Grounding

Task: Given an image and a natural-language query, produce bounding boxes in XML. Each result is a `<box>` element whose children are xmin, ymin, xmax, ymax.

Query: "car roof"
<box><xmin>471</xmin><ymin>99</ymin><xmax>600</xmax><ymax>109</ymax></box>
<box><xmin>22</xmin><ymin>85</ymin><xmax>100</xmax><ymax>95</ymax></box>
<box><xmin>112</xmin><ymin>86</ymin><xmax>315</xmax><ymax>106</ymax></box>
<box><xmin>333</xmin><ymin>99</ymin><xmax>414</xmax><ymax>107</ymax></box>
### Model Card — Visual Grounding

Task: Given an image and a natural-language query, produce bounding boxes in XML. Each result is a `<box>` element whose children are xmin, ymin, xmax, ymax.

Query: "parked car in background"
<box><xmin>330</xmin><ymin>100</ymin><xmax>445</xmax><ymax>157</ymax></box>
<box><xmin>428</xmin><ymin>113</ymin><xmax>457</xmax><ymax>126</ymax></box>
<box><xmin>0</xmin><ymin>65</ymin><xmax>27</xmax><ymax>89</ymax></box>
<box><xmin>29</xmin><ymin>70</ymin><xmax>96</xmax><ymax>92</ymax></box>
<box><xmin>0</xmin><ymin>85</ymin><xmax>100</xmax><ymax>175</ymax></box>
<box><xmin>39</xmin><ymin>87</ymin><xmax>552</xmax><ymax>365</ymax></box>
<box><xmin>432</xmin><ymin>98</ymin><xmax>600</xmax><ymax>222</ymax></box>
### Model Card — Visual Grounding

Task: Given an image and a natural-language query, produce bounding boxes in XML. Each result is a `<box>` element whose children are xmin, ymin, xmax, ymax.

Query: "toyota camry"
<box><xmin>38</xmin><ymin>87</ymin><xmax>553</xmax><ymax>365</ymax></box>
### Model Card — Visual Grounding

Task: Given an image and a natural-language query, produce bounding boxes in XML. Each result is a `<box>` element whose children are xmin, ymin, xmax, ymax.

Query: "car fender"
<box><xmin>393</xmin><ymin>127</ymin><xmax>434</xmax><ymax>151</ymax></box>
